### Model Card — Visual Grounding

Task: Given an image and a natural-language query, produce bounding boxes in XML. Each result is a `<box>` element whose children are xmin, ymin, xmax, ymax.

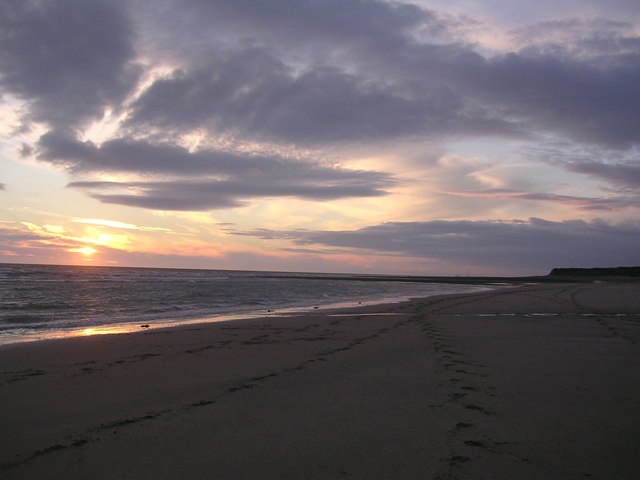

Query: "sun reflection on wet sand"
<box><xmin>0</xmin><ymin>292</ymin><xmax>458</xmax><ymax>347</ymax></box>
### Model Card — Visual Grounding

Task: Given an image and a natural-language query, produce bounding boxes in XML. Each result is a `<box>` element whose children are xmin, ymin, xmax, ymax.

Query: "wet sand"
<box><xmin>1</xmin><ymin>282</ymin><xmax>640</xmax><ymax>479</ymax></box>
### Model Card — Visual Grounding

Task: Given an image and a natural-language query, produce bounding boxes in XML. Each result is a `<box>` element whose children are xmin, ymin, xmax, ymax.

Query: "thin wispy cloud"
<box><xmin>72</xmin><ymin>218</ymin><xmax>172</xmax><ymax>233</ymax></box>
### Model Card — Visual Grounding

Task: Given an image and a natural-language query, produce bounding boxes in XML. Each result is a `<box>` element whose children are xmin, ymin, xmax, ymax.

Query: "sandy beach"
<box><xmin>1</xmin><ymin>281</ymin><xmax>640</xmax><ymax>479</ymax></box>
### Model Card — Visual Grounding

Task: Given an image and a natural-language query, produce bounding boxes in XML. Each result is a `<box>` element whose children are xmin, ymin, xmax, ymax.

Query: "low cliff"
<box><xmin>549</xmin><ymin>266</ymin><xmax>640</xmax><ymax>278</ymax></box>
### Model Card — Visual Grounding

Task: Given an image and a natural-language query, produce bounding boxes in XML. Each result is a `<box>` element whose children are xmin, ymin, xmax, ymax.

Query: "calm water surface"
<box><xmin>0</xmin><ymin>263</ymin><xmax>491</xmax><ymax>344</ymax></box>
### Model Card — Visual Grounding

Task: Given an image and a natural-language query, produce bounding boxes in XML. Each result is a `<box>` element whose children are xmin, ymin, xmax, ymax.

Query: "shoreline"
<box><xmin>1</xmin><ymin>281</ymin><xmax>640</xmax><ymax>479</ymax></box>
<box><xmin>0</xmin><ymin>282</ymin><xmax>497</xmax><ymax>347</ymax></box>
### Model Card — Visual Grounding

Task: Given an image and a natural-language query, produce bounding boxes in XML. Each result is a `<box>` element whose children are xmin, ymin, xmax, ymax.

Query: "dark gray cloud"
<box><xmin>3</xmin><ymin>0</ymin><xmax>638</xmax><ymax>151</ymax></box>
<box><xmin>126</xmin><ymin>1</ymin><xmax>508</xmax><ymax>146</ymax></box>
<box><xmin>470</xmin><ymin>48</ymin><xmax>640</xmax><ymax>148</ymax></box>
<box><xmin>525</xmin><ymin>143</ymin><xmax>640</xmax><ymax>190</ymax></box>
<box><xmin>562</xmin><ymin>162</ymin><xmax>640</xmax><ymax>190</ymax></box>
<box><xmin>124</xmin><ymin>46</ymin><xmax>512</xmax><ymax>145</ymax></box>
<box><xmin>39</xmin><ymin>131</ymin><xmax>394</xmax><ymax>210</ymax></box>
<box><xmin>235</xmin><ymin>219</ymin><xmax>640</xmax><ymax>272</ymax></box>
<box><xmin>38</xmin><ymin>130</ymin><xmax>303</xmax><ymax>176</ymax></box>
<box><xmin>4</xmin><ymin>0</ymin><xmax>640</xmax><ymax>216</ymax></box>
<box><xmin>0</xmin><ymin>0</ymin><xmax>139</xmax><ymax>131</ymax></box>
<box><xmin>37</xmin><ymin>131</ymin><xmax>375</xmax><ymax>184</ymax></box>
<box><xmin>67</xmin><ymin>171</ymin><xmax>390</xmax><ymax>210</ymax></box>
<box><xmin>449</xmin><ymin>19</ymin><xmax>640</xmax><ymax>148</ymax></box>
<box><xmin>67</xmin><ymin>181</ymin><xmax>243</xmax><ymax>210</ymax></box>
<box><xmin>128</xmin><ymin>1</ymin><xmax>640</xmax><ymax>149</ymax></box>
<box><xmin>147</xmin><ymin>0</ymin><xmax>437</xmax><ymax>59</ymax></box>
<box><xmin>0</xmin><ymin>183</ymin><xmax>5</xmax><ymax>191</ymax></box>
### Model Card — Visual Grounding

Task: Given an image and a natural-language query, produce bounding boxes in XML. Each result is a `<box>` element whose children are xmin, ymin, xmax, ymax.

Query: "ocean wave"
<box><xmin>0</xmin><ymin>314</ymin><xmax>49</xmax><ymax>325</ymax></box>
<box><xmin>0</xmin><ymin>263</ymin><xmax>492</xmax><ymax>344</ymax></box>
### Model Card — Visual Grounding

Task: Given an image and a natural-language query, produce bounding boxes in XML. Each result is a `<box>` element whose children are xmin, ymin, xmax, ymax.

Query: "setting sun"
<box><xmin>70</xmin><ymin>246</ymin><xmax>98</xmax><ymax>256</ymax></box>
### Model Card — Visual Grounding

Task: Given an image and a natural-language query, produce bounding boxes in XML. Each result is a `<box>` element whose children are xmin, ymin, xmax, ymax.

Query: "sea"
<box><xmin>0</xmin><ymin>263</ymin><xmax>492</xmax><ymax>345</ymax></box>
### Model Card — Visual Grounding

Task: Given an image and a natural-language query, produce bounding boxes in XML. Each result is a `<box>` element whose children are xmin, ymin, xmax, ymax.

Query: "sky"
<box><xmin>1</xmin><ymin>0</ymin><xmax>639</xmax><ymax>276</ymax></box>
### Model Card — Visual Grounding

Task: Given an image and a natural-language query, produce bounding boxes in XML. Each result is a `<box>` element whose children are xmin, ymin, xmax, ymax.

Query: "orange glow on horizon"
<box><xmin>76</xmin><ymin>230</ymin><xmax>130</xmax><ymax>250</ymax></box>
<box><xmin>70</xmin><ymin>246</ymin><xmax>98</xmax><ymax>256</ymax></box>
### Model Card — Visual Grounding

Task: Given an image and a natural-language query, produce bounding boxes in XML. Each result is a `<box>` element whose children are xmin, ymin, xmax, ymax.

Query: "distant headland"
<box><xmin>549</xmin><ymin>266</ymin><xmax>640</xmax><ymax>278</ymax></box>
